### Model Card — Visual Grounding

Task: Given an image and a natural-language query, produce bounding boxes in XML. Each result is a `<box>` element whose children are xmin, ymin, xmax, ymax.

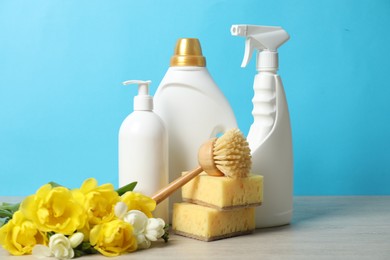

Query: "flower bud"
<box><xmin>69</xmin><ymin>232</ymin><xmax>84</xmax><ymax>248</ymax></box>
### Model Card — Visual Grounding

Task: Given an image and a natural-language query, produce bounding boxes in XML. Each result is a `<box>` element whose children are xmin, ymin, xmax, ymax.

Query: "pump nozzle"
<box><xmin>231</xmin><ymin>25</ymin><xmax>289</xmax><ymax>68</ymax></box>
<box><xmin>122</xmin><ymin>80</ymin><xmax>153</xmax><ymax>111</ymax></box>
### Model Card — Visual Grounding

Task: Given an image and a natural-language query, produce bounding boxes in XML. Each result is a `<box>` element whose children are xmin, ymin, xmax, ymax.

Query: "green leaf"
<box><xmin>75</xmin><ymin>242</ymin><xmax>98</xmax><ymax>256</ymax></box>
<box><xmin>80</xmin><ymin>241</ymin><xmax>93</xmax><ymax>251</ymax></box>
<box><xmin>161</xmin><ymin>224</ymin><xmax>170</xmax><ymax>243</ymax></box>
<box><xmin>73</xmin><ymin>249</ymin><xmax>87</xmax><ymax>258</ymax></box>
<box><xmin>0</xmin><ymin>209</ymin><xmax>14</xmax><ymax>218</ymax></box>
<box><xmin>116</xmin><ymin>182</ymin><xmax>137</xmax><ymax>196</ymax></box>
<box><xmin>0</xmin><ymin>202</ymin><xmax>20</xmax><ymax>226</ymax></box>
<box><xmin>0</xmin><ymin>217</ymin><xmax>10</xmax><ymax>227</ymax></box>
<box><xmin>0</xmin><ymin>202</ymin><xmax>20</xmax><ymax>212</ymax></box>
<box><xmin>0</xmin><ymin>202</ymin><xmax>20</xmax><ymax>220</ymax></box>
<box><xmin>48</xmin><ymin>181</ymin><xmax>63</xmax><ymax>188</ymax></box>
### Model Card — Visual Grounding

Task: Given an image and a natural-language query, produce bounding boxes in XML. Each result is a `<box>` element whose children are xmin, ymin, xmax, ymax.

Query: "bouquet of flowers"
<box><xmin>0</xmin><ymin>178</ymin><xmax>168</xmax><ymax>259</ymax></box>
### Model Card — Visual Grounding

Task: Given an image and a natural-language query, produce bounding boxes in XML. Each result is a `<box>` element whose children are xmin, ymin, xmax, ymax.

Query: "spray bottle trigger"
<box><xmin>242</xmin><ymin>37</ymin><xmax>267</xmax><ymax>68</ymax></box>
<box><xmin>241</xmin><ymin>38</ymin><xmax>254</xmax><ymax>68</ymax></box>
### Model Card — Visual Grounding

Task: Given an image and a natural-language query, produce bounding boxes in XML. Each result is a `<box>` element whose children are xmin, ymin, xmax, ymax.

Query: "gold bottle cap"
<box><xmin>170</xmin><ymin>38</ymin><xmax>206</xmax><ymax>67</ymax></box>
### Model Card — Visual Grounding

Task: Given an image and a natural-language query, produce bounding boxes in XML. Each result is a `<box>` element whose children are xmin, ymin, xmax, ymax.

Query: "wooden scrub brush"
<box><xmin>152</xmin><ymin>128</ymin><xmax>251</xmax><ymax>204</ymax></box>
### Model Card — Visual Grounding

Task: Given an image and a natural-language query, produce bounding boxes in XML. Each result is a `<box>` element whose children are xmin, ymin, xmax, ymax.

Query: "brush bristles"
<box><xmin>213</xmin><ymin>128</ymin><xmax>251</xmax><ymax>178</ymax></box>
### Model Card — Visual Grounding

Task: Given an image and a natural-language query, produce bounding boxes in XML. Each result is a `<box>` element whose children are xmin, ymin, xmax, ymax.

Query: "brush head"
<box><xmin>198</xmin><ymin>128</ymin><xmax>252</xmax><ymax>178</ymax></box>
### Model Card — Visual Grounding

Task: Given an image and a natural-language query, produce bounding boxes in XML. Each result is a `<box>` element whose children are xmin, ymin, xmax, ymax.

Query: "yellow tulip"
<box><xmin>89</xmin><ymin>219</ymin><xmax>137</xmax><ymax>256</ymax></box>
<box><xmin>20</xmin><ymin>184</ymin><xmax>86</xmax><ymax>235</ymax></box>
<box><xmin>121</xmin><ymin>192</ymin><xmax>156</xmax><ymax>218</ymax></box>
<box><xmin>0</xmin><ymin>211</ymin><xmax>48</xmax><ymax>256</ymax></box>
<box><xmin>75</xmin><ymin>178</ymin><xmax>120</xmax><ymax>226</ymax></box>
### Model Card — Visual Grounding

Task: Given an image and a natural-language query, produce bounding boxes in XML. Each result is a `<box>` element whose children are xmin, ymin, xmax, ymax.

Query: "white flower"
<box><xmin>69</xmin><ymin>232</ymin><xmax>84</xmax><ymax>249</ymax></box>
<box><xmin>123</xmin><ymin>210</ymin><xmax>148</xmax><ymax>232</ymax></box>
<box><xmin>145</xmin><ymin>218</ymin><xmax>165</xmax><ymax>241</ymax></box>
<box><xmin>49</xmin><ymin>234</ymin><xmax>74</xmax><ymax>259</ymax></box>
<box><xmin>122</xmin><ymin>210</ymin><xmax>165</xmax><ymax>249</ymax></box>
<box><xmin>114</xmin><ymin>201</ymin><xmax>128</xmax><ymax>219</ymax></box>
<box><xmin>114</xmin><ymin>202</ymin><xmax>166</xmax><ymax>249</ymax></box>
<box><xmin>32</xmin><ymin>245</ymin><xmax>52</xmax><ymax>259</ymax></box>
<box><xmin>32</xmin><ymin>232</ymin><xmax>83</xmax><ymax>260</ymax></box>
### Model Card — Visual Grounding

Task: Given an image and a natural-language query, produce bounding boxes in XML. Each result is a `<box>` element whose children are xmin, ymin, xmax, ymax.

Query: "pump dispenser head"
<box><xmin>231</xmin><ymin>25</ymin><xmax>289</xmax><ymax>70</ymax></box>
<box><xmin>122</xmin><ymin>80</ymin><xmax>153</xmax><ymax>111</ymax></box>
<box><xmin>170</xmin><ymin>38</ymin><xmax>206</xmax><ymax>67</ymax></box>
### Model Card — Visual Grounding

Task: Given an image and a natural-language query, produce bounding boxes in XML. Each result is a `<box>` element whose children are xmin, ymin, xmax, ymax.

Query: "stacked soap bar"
<box><xmin>172</xmin><ymin>173</ymin><xmax>263</xmax><ymax>241</ymax></box>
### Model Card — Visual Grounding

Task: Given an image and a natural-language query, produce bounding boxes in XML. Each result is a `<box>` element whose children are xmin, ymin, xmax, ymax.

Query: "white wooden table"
<box><xmin>1</xmin><ymin>196</ymin><xmax>389</xmax><ymax>259</ymax></box>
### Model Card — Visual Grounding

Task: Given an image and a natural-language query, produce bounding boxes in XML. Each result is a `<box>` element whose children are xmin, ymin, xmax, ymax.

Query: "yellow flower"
<box><xmin>120</xmin><ymin>192</ymin><xmax>156</xmax><ymax>218</ymax></box>
<box><xmin>75</xmin><ymin>178</ymin><xmax>120</xmax><ymax>226</ymax></box>
<box><xmin>20</xmin><ymin>184</ymin><xmax>86</xmax><ymax>235</ymax></box>
<box><xmin>89</xmin><ymin>219</ymin><xmax>137</xmax><ymax>257</ymax></box>
<box><xmin>72</xmin><ymin>178</ymin><xmax>120</xmax><ymax>240</ymax></box>
<box><xmin>0</xmin><ymin>211</ymin><xmax>48</xmax><ymax>256</ymax></box>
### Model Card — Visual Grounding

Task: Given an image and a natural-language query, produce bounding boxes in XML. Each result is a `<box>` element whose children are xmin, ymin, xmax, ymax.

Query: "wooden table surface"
<box><xmin>1</xmin><ymin>196</ymin><xmax>389</xmax><ymax>259</ymax></box>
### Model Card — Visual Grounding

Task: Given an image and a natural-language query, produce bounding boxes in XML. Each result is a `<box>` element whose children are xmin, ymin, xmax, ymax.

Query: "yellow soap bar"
<box><xmin>172</xmin><ymin>202</ymin><xmax>255</xmax><ymax>241</ymax></box>
<box><xmin>182</xmin><ymin>173</ymin><xmax>263</xmax><ymax>210</ymax></box>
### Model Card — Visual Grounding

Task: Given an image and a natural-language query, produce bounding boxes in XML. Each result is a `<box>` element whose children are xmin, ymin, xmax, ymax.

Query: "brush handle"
<box><xmin>152</xmin><ymin>166</ymin><xmax>203</xmax><ymax>205</ymax></box>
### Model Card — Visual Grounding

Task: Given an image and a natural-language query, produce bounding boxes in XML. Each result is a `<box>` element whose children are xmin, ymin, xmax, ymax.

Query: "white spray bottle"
<box><xmin>118</xmin><ymin>80</ymin><xmax>168</xmax><ymax>221</ymax></box>
<box><xmin>231</xmin><ymin>25</ymin><xmax>293</xmax><ymax>228</ymax></box>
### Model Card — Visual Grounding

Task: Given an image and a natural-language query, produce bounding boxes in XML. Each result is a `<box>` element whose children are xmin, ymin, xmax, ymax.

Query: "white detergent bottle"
<box><xmin>231</xmin><ymin>25</ymin><xmax>293</xmax><ymax>228</ymax></box>
<box><xmin>119</xmin><ymin>80</ymin><xmax>168</xmax><ymax>221</ymax></box>
<box><xmin>154</xmin><ymin>38</ymin><xmax>237</xmax><ymax>220</ymax></box>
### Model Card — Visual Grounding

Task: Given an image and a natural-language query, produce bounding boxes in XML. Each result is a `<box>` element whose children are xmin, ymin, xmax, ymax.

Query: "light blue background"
<box><xmin>1</xmin><ymin>0</ymin><xmax>389</xmax><ymax>196</ymax></box>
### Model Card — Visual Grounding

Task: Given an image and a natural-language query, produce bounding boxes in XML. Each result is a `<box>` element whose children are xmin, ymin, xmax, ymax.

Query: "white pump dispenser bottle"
<box><xmin>231</xmin><ymin>25</ymin><xmax>293</xmax><ymax>228</ymax></box>
<box><xmin>118</xmin><ymin>80</ymin><xmax>168</xmax><ymax>221</ymax></box>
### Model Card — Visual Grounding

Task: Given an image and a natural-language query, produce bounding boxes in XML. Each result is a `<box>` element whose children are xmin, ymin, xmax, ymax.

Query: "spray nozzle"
<box><xmin>122</xmin><ymin>80</ymin><xmax>153</xmax><ymax>111</ymax></box>
<box><xmin>231</xmin><ymin>24</ymin><xmax>289</xmax><ymax>68</ymax></box>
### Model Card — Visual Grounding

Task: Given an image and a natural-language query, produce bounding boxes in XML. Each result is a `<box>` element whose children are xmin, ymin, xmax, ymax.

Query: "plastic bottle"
<box><xmin>118</xmin><ymin>80</ymin><xmax>168</xmax><ymax>221</ymax></box>
<box><xmin>231</xmin><ymin>25</ymin><xmax>293</xmax><ymax>228</ymax></box>
<box><xmin>154</xmin><ymin>38</ymin><xmax>237</xmax><ymax>220</ymax></box>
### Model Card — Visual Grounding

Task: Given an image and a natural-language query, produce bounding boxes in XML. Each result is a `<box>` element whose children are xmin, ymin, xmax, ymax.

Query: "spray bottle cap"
<box><xmin>170</xmin><ymin>38</ymin><xmax>206</xmax><ymax>67</ymax></box>
<box><xmin>231</xmin><ymin>24</ymin><xmax>289</xmax><ymax>70</ymax></box>
<box><xmin>122</xmin><ymin>80</ymin><xmax>153</xmax><ymax>111</ymax></box>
